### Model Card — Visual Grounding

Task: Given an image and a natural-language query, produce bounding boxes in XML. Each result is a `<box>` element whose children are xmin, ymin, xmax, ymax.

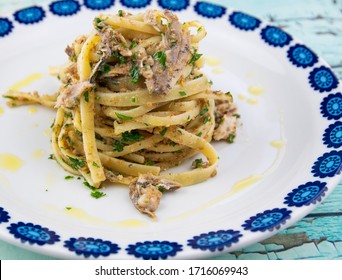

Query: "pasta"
<box><xmin>3</xmin><ymin>10</ymin><xmax>238</xmax><ymax>219</ymax></box>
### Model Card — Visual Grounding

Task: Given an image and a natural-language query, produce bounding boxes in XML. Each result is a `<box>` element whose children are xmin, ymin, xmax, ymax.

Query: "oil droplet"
<box><xmin>212</xmin><ymin>68</ymin><xmax>224</xmax><ymax>74</ymax></box>
<box><xmin>231</xmin><ymin>175</ymin><xmax>263</xmax><ymax>194</ymax></box>
<box><xmin>270</xmin><ymin>140</ymin><xmax>285</xmax><ymax>149</ymax></box>
<box><xmin>115</xmin><ymin>219</ymin><xmax>147</xmax><ymax>227</ymax></box>
<box><xmin>9</xmin><ymin>73</ymin><xmax>43</xmax><ymax>91</ymax></box>
<box><xmin>0</xmin><ymin>107</ymin><xmax>4</xmax><ymax>116</ymax></box>
<box><xmin>246</xmin><ymin>72</ymin><xmax>256</xmax><ymax>78</ymax></box>
<box><xmin>238</xmin><ymin>94</ymin><xmax>246</xmax><ymax>100</ymax></box>
<box><xmin>65</xmin><ymin>208</ymin><xmax>103</xmax><ymax>225</ymax></box>
<box><xmin>205</xmin><ymin>55</ymin><xmax>221</xmax><ymax>67</ymax></box>
<box><xmin>28</xmin><ymin>107</ymin><xmax>37</xmax><ymax>114</ymax></box>
<box><xmin>248</xmin><ymin>85</ymin><xmax>264</xmax><ymax>95</ymax></box>
<box><xmin>32</xmin><ymin>149</ymin><xmax>45</xmax><ymax>159</ymax></box>
<box><xmin>43</xmin><ymin>129</ymin><xmax>52</xmax><ymax>137</ymax></box>
<box><xmin>246</xmin><ymin>98</ymin><xmax>259</xmax><ymax>105</ymax></box>
<box><xmin>0</xmin><ymin>154</ymin><xmax>23</xmax><ymax>172</ymax></box>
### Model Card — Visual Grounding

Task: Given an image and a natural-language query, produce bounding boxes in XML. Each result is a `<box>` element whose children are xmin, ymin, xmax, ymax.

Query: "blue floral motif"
<box><xmin>64</xmin><ymin>237</ymin><xmax>120</xmax><ymax>258</ymax></box>
<box><xmin>120</xmin><ymin>0</ymin><xmax>152</xmax><ymax>9</ymax></box>
<box><xmin>126</xmin><ymin>241</ymin><xmax>182</xmax><ymax>260</ymax></box>
<box><xmin>323</xmin><ymin>121</ymin><xmax>342</xmax><ymax>148</ymax></box>
<box><xmin>0</xmin><ymin>207</ymin><xmax>10</xmax><ymax>224</ymax></box>
<box><xmin>0</xmin><ymin>18</ymin><xmax>14</xmax><ymax>38</ymax></box>
<box><xmin>260</xmin><ymin>25</ymin><xmax>292</xmax><ymax>47</ymax></box>
<box><xmin>194</xmin><ymin>1</ymin><xmax>226</xmax><ymax>19</ymax></box>
<box><xmin>187</xmin><ymin>229</ymin><xmax>242</xmax><ymax>252</ymax></box>
<box><xmin>287</xmin><ymin>44</ymin><xmax>318</xmax><ymax>68</ymax></box>
<box><xmin>320</xmin><ymin>92</ymin><xmax>342</xmax><ymax>120</ymax></box>
<box><xmin>7</xmin><ymin>222</ymin><xmax>60</xmax><ymax>245</ymax></box>
<box><xmin>84</xmin><ymin>0</ymin><xmax>115</xmax><ymax>10</ymax></box>
<box><xmin>309</xmin><ymin>66</ymin><xmax>339</xmax><ymax>93</ymax></box>
<box><xmin>228</xmin><ymin>11</ymin><xmax>261</xmax><ymax>31</ymax></box>
<box><xmin>157</xmin><ymin>0</ymin><xmax>189</xmax><ymax>11</ymax></box>
<box><xmin>49</xmin><ymin>0</ymin><xmax>81</xmax><ymax>16</ymax></box>
<box><xmin>242</xmin><ymin>208</ymin><xmax>292</xmax><ymax>232</ymax></box>
<box><xmin>284</xmin><ymin>181</ymin><xmax>328</xmax><ymax>207</ymax></box>
<box><xmin>312</xmin><ymin>150</ymin><xmax>342</xmax><ymax>178</ymax></box>
<box><xmin>13</xmin><ymin>6</ymin><xmax>46</xmax><ymax>25</ymax></box>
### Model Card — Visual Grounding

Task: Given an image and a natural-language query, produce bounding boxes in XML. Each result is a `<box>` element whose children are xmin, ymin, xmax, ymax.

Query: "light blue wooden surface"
<box><xmin>0</xmin><ymin>0</ymin><xmax>341</xmax><ymax>260</ymax></box>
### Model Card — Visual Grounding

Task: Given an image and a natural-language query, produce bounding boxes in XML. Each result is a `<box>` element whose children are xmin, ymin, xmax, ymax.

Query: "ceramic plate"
<box><xmin>0</xmin><ymin>0</ymin><xmax>341</xmax><ymax>259</ymax></box>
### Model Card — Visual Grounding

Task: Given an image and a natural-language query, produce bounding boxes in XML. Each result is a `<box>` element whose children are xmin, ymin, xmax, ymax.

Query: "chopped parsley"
<box><xmin>118</xmin><ymin>10</ymin><xmax>123</xmax><ymax>17</ymax></box>
<box><xmin>131</xmin><ymin>97</ymin><xmax>136</xmax><ymax>103</ymax></box>
<box><xmin>160</xmin><ymin>128</ymin><xmax>167</xmax><ymax>136</ymax></box>
<box><xmin>189</xmin><ymin>49</ymin><xmax>203</xmax><ymax>65</ymax></box>
<box><xmin>130</xmin><ymin>40</ymin><xmax>138</xmax><ymax>49</ymax></box>
<box><xmin>158</xmin><ymin>186</ymin><xmax>166</xmax><ymax>193</ymax></box>
<box><xmin>196</xmin><ymin>132</ymin><xmax>202</xmax><ymax>137</ymax></box>
<box><xmin>179</xmin><ymin>91</ymin><xmax>187</xmax><ymax>97</ymax></box>
<box><xmin>153</xmin><ymin>51</ymin><xmax>167</xmax><ymax>69</ymax></box>
<box><xmin>64</xmin><ymin>176</ymin><xmax>74</xmax><ymax>180</ymax></box>
<box><xmin>92</xmin><ymin>161</ymin><xmax>100</xmax><ymax>168</ymax></box>
<box><xmin>122</xmin><ymin>130</ymin><xmax>144</xmax><ymax>143</ymax></box>
<box><xmin>192</xmin><ymin>158</ymin><xmax>203</xmax><ymax>168</ymax></box>
<box><xmin>84</xmin><ymin>91</ymin><xmax>89</xmax><ymax>102</ymax></box>
<box><xmin>203</xmin><ymin>116</ymin><xmax>210</xmax><ymax>124</ymax></box>
<box><xmin>91</xmin><ymin>191</ymin><xmax>106</xmax><ymax>199</ymax></box>
<box><xmin>145</xmin><ymin>161</ymin><xmax>156</xmax><ymax>166</ymax></box>
<box><xmin>65</xmin><ymin>207</ymin><xmax>72</xmax><ymax>210</ymax></box>
<box><xmin>227</xmin><ymin>133</ymin><xmax>236</xmax><ymax>144</ymax></box>
<box><xmin>94</xmin><ymin>17</ymin><xmax>104</xmax><ymax>30</ymax></box>
<box><xmin>67</xmin><ymin>156</ymin><xmax>86</xmax><ymax>170</ymax></box>
<box><xmin>115</xmin><ymin>112</ymin><xmax>133</xmax><ymax>121</ymax></box>
<box><xmin>111</xmin><ymin>52</ymin><xmax>126</xmax><ymax>64</ymax></box>
<box><xmin>100</xmin><ymin>63</ymin><xmax>111</xmax><ymax>74</ymax></box>
<box><xmin>113</xmin><ymin>140</ymin><xmax>124</xmax><ymax>152</ymax></box>
<box><xmin>129</xmin><ymin>64</ymin><xmax>140</xmax><ymax>84</ymax></box>
<box><xmin>83</xmin><ymin>181</ymin><xmax>106</xmax><ymax>199</ymax></box>
<box><xmin>200</xmin><ymin>107</ymin><xmax>208</xmax><ymax>116</ymax></box>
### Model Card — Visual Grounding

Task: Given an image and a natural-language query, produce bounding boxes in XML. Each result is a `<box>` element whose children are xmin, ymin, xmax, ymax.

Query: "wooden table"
<box><xmin>0</xmin><ymin>0</ymin><xmax>341</xmax><ymax>260</ymax></box>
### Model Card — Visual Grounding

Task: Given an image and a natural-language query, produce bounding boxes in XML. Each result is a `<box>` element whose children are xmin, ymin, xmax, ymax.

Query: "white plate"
<box><xmin>0</xmin><ymin>0</ymin><xmax>341</xmax><ymax>259</ymax></box>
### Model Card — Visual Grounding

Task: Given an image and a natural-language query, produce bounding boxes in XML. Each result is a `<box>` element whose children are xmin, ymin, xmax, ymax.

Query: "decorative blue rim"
<box><xmin>187</xmin><ymin>229</ymin><xmax>243</xmax><ymax>252</ymax></box>
<box><xmin>1</xmin><ymin>0</ymin><xmax>341</xmax><ymax>259</ymax></box>
<box><xmin>7</xmin><ymin>222</ymin><xmax>60</xmax><ymax>245</ymax></box>
<box><xmin>126</xmin><ymin>241</ymin><xmax>183</xmax><ymax>260</ymax></box>
<box><xmin>13</xmin><ymin>6</ymin><xmax>46</xmax><ymax>25</ymax></box>
<box><xmin>64</xmin><ymin>237</ymin><xmax>121</xmax><ymax>257</ymax></box>
<box><xmin>49</xmin><ymin>0</ymin><xmax>81</xmax><ymax>16</ymax></box>
<box><xmin>84</xmin><ymin>0</ymin><xmax>115</xmax><ymax>10</ymax></box>
<box><xmin>157</xmin><ymin>0</ymin><xmax>190</xmax><ymax>11</ymax></box>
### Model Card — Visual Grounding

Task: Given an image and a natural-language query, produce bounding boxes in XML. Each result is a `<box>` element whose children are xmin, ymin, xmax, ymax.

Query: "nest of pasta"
<box><xmin>3</xmin><ymin>10</ymin><xmax>238</xmax><ymax>219</ymax></box>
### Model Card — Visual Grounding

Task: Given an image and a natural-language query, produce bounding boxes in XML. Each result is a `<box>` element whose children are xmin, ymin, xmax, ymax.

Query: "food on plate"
<box><xmin>3</xmin><ymin>9</ymin><xmax>238</xmax><ymax>219</ymax></box>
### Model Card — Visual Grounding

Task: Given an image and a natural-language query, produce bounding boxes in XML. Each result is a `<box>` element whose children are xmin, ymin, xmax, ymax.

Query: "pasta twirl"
<box><xmin>3</xmin><ymin>10</ymin><xmax>238</xmax><ymax>219</ymax></box>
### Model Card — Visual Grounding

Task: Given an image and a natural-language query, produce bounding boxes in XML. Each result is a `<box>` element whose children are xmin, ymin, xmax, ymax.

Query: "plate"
<box><xmin>0</xmin><ymin>0</ymin><xmax>341</xmax><ymax>260</ymax></box>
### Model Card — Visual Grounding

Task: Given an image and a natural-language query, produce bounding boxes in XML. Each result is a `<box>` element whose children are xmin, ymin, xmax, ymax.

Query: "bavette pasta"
<box><xmin>3</xmin><ymin>9</ymin><xmax>238</xmax><ymax>219</ymax></box>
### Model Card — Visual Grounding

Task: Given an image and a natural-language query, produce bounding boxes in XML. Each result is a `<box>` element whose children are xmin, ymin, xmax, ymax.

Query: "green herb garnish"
<box><xmin>160</xmin><ymin>128</ymin><xmax>167</xmax><ymax>136</ymax></box>
<box><xmin>145</xmin><ymin>161</ymin><xmax>156</xmax><ymax>166</ymax></box>
<box><xmin>200</xmin><ymin>107</ymin><xmax>208</xmax><ymax>116</ymax></box>
<box><xmin>179</xmin><ymin>91</ymin><xmax>187</xmax><ymax>97</ymax></box>
<box><xmin>153</xmin><ymin>51</ymin><xmax>167</xmax><ymax>69</ymax></box>
<box><xmin>113</xmin><ymin>140</ymin><xmax>124</xmax><ymax>152</ymax></box>
<box><xmin>115</xmin><ymin>112</ymin><xmax>133</xmax><ymax>120</ymax></box>
<box><xmin>92</xmin><ymin>161</ymin><xmax>100</xmax><ymax>168</ymax></box>
<box><xmin>189</xmin><ymin>49</ymin><xmax>202</xmax><ymax>65</ymax></box>
<box><xmin>227</xmin><ymin>133</ymin><xmax>236</xmax><ymax>144</ymax></box>
<box><xmin>67</xmin><ymin>156</ymin><xmax>86</xmax><ymax>170</ymax></box>
<box><xmin>129</xmin><ymin>64</ymin><xmax>140</xmax><ymax>83</ymax></box>
<box><xmin>111</xmin><ymin>52</ymin><xmax>126</xmax><ymax>64</ymax></box>
<box><xmin>64</xmin><ymin>176</ymin><xmax>74</xmax><ymax>180</ymax></box>
<box><xmin>192</xmin><ymin>158</ymin><xmax>203</xmax><ymax>168</ymax></box>
<box><xmin>84</xmin><ymin>91</ymin><xmax>89</xmax><ymax>102</ymax></box>
<box><xmin>122</xmin><ymin>130</ymin><xmax>144</xmax><ymax>143</ymax></box>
